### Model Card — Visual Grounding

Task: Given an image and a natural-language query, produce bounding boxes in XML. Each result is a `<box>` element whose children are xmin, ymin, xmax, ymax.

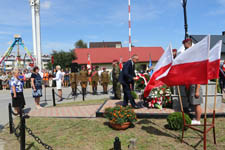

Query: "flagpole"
<box><xmin>212</xmin><ymin>79</ymin><xmax>218</xmax><ymax>144</ymax></box>
<box><xmin>128</xmin><ymin>0</ymin><xmax>132</xmax><ymax>58</ymax></box>
<box><xmin>203</xmin><ymin>84</ymin><xmax>208</xmax><ymax>150</ymax></box>
<box><xmin>177</xmin><ymin>86</ymin><xmax>186</xmax><ymax>143</ymax></box>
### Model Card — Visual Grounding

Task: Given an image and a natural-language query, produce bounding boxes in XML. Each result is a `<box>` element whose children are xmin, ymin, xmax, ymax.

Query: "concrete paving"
<box><xmin>0</xmin><ymin>85</ymin><xmax>113</xmax><ymax>127</ymax></box>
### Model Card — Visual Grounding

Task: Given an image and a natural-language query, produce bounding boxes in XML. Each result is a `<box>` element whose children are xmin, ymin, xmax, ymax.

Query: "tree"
<box><xmin>46</xmin><ymin>49</ymin><xmax>77</xmax><ymax>70</ymax></box>
<box><xmin>74</xmin><ymin>39</ymin><xmax>88</xmax><ymax>48</ymax></box>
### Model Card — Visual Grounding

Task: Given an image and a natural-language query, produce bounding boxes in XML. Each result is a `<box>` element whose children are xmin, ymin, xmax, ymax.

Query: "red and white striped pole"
<box><xmin>128</xmin><ymin>0</ymin><xmax>132</xmax><ymax>58</ymax></box>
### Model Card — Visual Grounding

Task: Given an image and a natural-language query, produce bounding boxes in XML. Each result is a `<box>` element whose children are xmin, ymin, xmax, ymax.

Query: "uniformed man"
<box><xmin>101</xmin><ymin>68</ymin><xmax>109</xmax><ymax>94</ymax></box>
<box><xmin>182</xmin><ymin>38</ymin><xmax>203</xmax><ymax>125</ymax></box>
<box><xmin>91</xmin><ymin>66</ymin><xmax>99</xmax><ymax>94</ymax></box>
<box><xmin>79</xmin><ymin>66</ymin><xmax>88</xmax><ymax>97</ymax></box>
<box><xmin>69</xmin><ymin>71</ymin><xmax>79</xmax><ymax>96</ymax></box>
<box><xmin>172</xmin><ymin>49</ymin><xmax>177</xmax><ymax>59</ymax></box>
<box><xmin>112</xmin><ymin>60</ymin><xmax>121</xmax><ymax>99</ymax></box>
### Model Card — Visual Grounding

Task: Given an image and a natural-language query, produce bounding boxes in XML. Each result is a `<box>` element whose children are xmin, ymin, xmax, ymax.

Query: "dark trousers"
<box><xmin>219</xmin><ymin>78</ymin><xmax>225</xmax><ymax>93</ymax></box>
<box><xmin>122</xmin><ymin>83</ymin><xmax>136</xmax><ymax>107</ymax></box>
<box><xmin>0</xmin><ymin>80</ymin><xmax>2</xmax><ymax>90</ymax></box>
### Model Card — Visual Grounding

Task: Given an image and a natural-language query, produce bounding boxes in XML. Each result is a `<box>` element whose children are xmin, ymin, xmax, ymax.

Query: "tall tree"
<box><xmin>75</xmin><ymin>39</ymin><xmax>88</xmax><ymax>48</ymax></box>
<box><xmin>46</xmin><ymin>49</ymin><xmax>77</xmax><ymax>70</ymax></box>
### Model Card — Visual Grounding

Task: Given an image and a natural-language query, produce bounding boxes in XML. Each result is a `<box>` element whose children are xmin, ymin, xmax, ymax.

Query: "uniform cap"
<box><xmin>182</xmin><ymin>38</ymin><xmax>192</xmax><ymax>44</ymax></box>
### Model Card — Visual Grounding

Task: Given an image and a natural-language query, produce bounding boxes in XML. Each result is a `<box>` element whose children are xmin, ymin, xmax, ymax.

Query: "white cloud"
<box><xmin>41</xmin><ymin>1</ymin><xmax>51</xmax><ymax>10</ymax></box>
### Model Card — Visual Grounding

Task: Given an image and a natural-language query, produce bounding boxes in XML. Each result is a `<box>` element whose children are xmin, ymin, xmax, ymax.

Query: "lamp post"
<box><xmin>181</xmin><ymin>0</ymin><xmax>188</xmax><ymax>39</ymax></box>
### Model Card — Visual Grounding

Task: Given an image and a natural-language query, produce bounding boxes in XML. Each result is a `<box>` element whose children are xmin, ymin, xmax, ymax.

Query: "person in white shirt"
<box><xmin>53</xmin><ymin>65</ymin><xmax>64</xmax><ymax>102</ymax></box>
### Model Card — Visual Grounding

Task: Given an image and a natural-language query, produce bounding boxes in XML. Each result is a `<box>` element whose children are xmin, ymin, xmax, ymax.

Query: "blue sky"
<box><xmin>0</xmin><ymin>0</ymin><xmax>225</xmax><ymax>56</ymax></box>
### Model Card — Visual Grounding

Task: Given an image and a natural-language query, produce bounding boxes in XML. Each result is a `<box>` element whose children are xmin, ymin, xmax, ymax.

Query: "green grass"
<box><xmin>51</xmin><ymin>99</ymin><xmax>106</xmax><ymax>107</ymax></box>
<box><xmin>1</xmin><ymin>117</ymin><xmax>225</xmax><ymax>150</ymax></box>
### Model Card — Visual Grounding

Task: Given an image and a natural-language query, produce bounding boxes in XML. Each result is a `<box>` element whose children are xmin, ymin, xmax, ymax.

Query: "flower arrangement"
<box><xmin>104</xmin><ymin>105</ymin><xmax>137</xmax><ymax>125</ymax></box>
<box><xmin>144</xmin><ymin>85</ymin><xmax>172</xmax><ymax>109</ymax></box>
<box><xmin>135</xmin><ymin>73</ymin><xmax>150</xmax><ymax>91</ymax></box>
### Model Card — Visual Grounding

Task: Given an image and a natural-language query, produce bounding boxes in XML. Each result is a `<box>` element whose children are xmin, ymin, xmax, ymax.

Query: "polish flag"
<box><xmin>208</xmin><ymin>40</ymin><xmax>222</xmax><ymax>80</ymax></box>
<box><xmin>143</xmin><ymin>44</ymin><xmax>173</xmax><ymax>97</ymax></box>
<box><xmin>87</xmin><ymin>53</ymin><xmax>91</xmax><ymax>69</ymax></box>
<box><xmin>119</xmin><ymin>57</ymin><xmax>123</xmax><ymax>70</ymax></box>
<box><xmin>157</xmin><ymin>35</ymin><xmax>210</xmax><ymax>86</ymax></box>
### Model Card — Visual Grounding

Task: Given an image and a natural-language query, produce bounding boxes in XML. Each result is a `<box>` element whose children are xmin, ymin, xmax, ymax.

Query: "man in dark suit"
<box><xmin>119</xmin><ymin>54</ymin><xmax>139</xmax><ymax>108</ymax></box>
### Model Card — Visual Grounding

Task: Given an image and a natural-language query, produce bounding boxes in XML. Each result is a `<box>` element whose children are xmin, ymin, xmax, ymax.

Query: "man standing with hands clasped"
<box><xmin>119</xmin><ymin>54</ymin><xmax>139</xmax><ymax>109</ymax></box>
<box><xmin>183</xmin><ymin>38</ymin><xmax>203</xmax><ymax>125</ymax></box>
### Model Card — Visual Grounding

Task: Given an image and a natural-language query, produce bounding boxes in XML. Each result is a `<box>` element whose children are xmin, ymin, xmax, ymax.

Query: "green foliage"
<box><xmin>74</xmin><ymin>39</ymin><xmax>88</xmax><ymax>48</ymax></box>
<box><xmin>167</xmin><ymin>112</ymin><xmax>191</xmax><ymax>130</ymax></box>
<box><xmin>47</xmin><ymin>49</ymin><xmax>77</xmax><ymax>70</ymax></box>
<box><xmin>131</xmin><ymin>91</ymin><xmax>138</xmax><ymax>99</ymax></box>
<box><xmin>135</xmin><ymin>74</ymin><xmax>150</xmax><ymax>91</ymax></box>
<box><xmin>104</xmin><ymin>105</ymin><xmax>137</xmax><ymax>125</ymax></box>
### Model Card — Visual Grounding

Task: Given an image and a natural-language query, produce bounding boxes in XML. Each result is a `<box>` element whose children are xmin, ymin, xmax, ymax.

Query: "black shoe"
<box><xmin>57</xmin><ymin>99</ymin><xmax>63</xmax><ymax>102</ymax></box>
<box><xmin>132</xmin><ymin>105</ymin><xmax>140</xmax><ymax>109</ymax></box>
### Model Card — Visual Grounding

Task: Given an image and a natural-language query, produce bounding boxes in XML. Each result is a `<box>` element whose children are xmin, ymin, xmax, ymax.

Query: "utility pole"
<box><xmin>182</xmin><ymin>0</ymin><xmax>188</xmax><ymax>39</ymax></box>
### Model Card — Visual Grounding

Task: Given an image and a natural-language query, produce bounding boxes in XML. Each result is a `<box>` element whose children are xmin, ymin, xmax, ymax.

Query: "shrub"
<box><xmin>104</xmin><ymin>105</ymin><xmax>137</xmax><ymax>125</ymax></box>
<box><xmin>167</xmin><ymin>112</ymin><xmax>191</xmax><ymax>130</ymax></box>
<box><xmin>131</xmin><ymin>91</ymin><xmax>138</xmax><ymax>99</ymax></box>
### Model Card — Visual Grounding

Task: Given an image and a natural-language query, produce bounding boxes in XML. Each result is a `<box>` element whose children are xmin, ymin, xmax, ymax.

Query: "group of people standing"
<box><xmin>69</xmin><ymin>65</ymin><xmax>110</xmax><ymax>98</ymax></box>
<box><xmin>10</xmin><ymin>66</ymin><xmax>43</xmax><ymax>114</ymax></box>
<box><xmin>0</xmin><ymin>69</ymin><xmax>32</xmax><ymax>90</ymax></box>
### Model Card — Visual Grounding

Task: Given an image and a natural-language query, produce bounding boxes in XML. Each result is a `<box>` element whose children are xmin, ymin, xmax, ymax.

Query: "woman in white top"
<box><xmin>53</xmin><ymin>65</ymin><xmax>64</xmax><ymax>102</ymax></box>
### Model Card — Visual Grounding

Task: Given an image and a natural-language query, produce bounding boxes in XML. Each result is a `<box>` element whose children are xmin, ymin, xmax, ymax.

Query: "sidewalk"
<box><xmin>0</xmin><ymin>139</ymin><xmax>4</xmax><ymax>150</ymax></box>
<box><xmin>29</xmin><ymin>104</ymin><xmax>101</xmax><ymax>118</ymax></box>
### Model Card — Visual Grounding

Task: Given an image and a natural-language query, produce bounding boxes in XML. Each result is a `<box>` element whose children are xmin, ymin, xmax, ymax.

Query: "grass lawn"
<box><xmin>0</xmin><ymin>117</ymin><xmax>225</xmax><ymax>150</ymax></box>
<box><xmin>51</xmin><ymin>99</ymin><xmax>106</xmax><ymax>107</ymax></box>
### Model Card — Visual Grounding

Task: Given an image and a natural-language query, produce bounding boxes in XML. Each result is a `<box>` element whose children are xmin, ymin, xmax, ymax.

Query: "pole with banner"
<box><xmin>128</xmin><ymin>0</ymin><xmax>132</xmax><ymax>58</ymax></box>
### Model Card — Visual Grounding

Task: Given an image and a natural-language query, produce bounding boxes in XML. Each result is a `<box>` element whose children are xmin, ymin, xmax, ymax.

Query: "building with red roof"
<box><xmin>73</xmin><ymin>47</ymin><xmax>164</xmax><ymax>70</ymax></box>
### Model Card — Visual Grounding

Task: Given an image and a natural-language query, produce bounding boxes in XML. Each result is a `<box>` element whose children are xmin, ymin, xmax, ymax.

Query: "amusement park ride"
<box><xmin>0</xmin><ymin>0</ymin><xmax>42</xmax><ymax>71</ymax></box>
<box><xmin>0</xmin><ymin>34</ymin><xmax>35</xmax><ymax>70</ymax></box>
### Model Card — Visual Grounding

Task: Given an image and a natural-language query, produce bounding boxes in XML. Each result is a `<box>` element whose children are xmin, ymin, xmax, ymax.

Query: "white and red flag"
<box><xmin>87</xmin><ymin>53</ymin><xmax>91</xmax><ymax>70</ymax></box>
<box><xmin>208</xmin><ymin>40</ymin><xmax>222</xmax><ymax>80</ymax></box>
<box><xmin>143</xmin><ymin>44</ymin><xmax>173</xmax><ymax>97</ymax></box>
<box><xmin>157</xmin><ymin>35</ymin><xmax>210</xmax><ymax>86</ymax></box>
<box><xmin>119</xmin><ymin>57</ymin><xmax>123</xmax><ymax>70</ymax></box>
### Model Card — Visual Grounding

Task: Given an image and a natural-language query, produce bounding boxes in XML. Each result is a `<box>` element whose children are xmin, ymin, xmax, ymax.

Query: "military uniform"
<box><xmin>101</xmin><ymin>70</ymin><xmax>109</xmax><ymax>94</ymax></box>
<box><xmin>79</xmin><ymin>70</ymin><xmax>88</xmax><ymax>88</ymax></box>
<box><xmin>112</xmin><ymin>65</ymin><xmax>121</xmax><ymax>99</ymax></box>
<box><xmin>70</xmin><ymin>72</ymin><xmax>79</xmax><ymax>96</ymax></box>
<box><xmin>91</xmin><ymin>70</ymin><xmax>99</xmax><ymax>94</ymax></box>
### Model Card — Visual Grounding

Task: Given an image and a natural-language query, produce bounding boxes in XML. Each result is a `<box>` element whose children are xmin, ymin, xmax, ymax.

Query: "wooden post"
<box><xmin>212</xmin><ymin>79</ymin><xmax>218</xmax><ymax>144</ymax></box>
<box><xmin>203</xmin><ymin>84</ymin><xmax>208</xmax><ymax>150</ymax></box>
<box><xmin>177</xmin><ymin>86</ymin><xmax>186</xmax><ymax>143</ymax></box>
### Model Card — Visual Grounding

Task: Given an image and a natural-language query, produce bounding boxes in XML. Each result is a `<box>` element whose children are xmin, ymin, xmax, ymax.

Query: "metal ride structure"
<box><xmin>0</xmin><ymin>34</ymin><xmax>35</xmax><ymax>69</ymax></box>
